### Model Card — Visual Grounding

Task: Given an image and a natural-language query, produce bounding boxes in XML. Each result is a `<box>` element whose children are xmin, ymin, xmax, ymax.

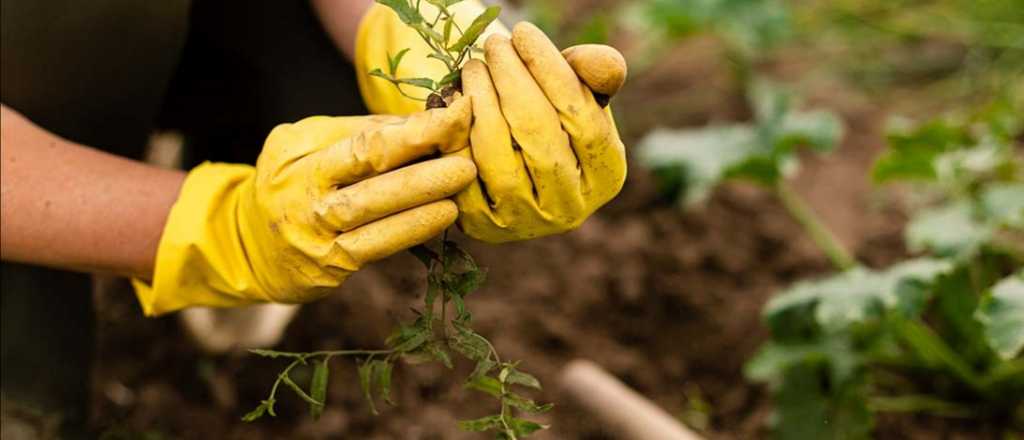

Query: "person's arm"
<box><xmin>0</xmin><ymin>104</ymin><xmax>185</xmax><ymax>278</ymax></box>
<box><xmin>310</xmin><ymin>0</ymin><xmax>373</xmax><ymax>61</ymax></box>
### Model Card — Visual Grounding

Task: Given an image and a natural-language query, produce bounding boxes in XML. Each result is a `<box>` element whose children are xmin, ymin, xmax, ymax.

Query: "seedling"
<box><xmin>244</xmin><ymin>2</ymin><xmax>551</xmax><ymax>438</ymax></box>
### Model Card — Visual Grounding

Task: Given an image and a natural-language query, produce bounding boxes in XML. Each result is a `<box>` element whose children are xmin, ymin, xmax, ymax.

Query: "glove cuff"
<box><xmin>132</xmin><ymin>162</ymin><xmax>266</xmax><ymax>316</ymax></box>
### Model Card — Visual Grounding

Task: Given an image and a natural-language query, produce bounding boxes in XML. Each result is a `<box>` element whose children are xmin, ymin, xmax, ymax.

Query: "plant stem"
<box><xmin>868</xmin><ymin>395</ymin><xmax>976</xmax><ymax>418</ymax></box>
<box><xmin>774</xmin><ymin>180</ymin><xmax>858</xmax><ymax>271</ymax></box>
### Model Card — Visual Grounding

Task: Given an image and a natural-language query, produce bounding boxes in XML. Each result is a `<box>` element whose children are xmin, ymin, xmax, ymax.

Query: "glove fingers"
<box><xmin>510</xmin><ymin>23</ymin><xmax>626</xmax><ymax>196</ymax></box>
<box><xmin>315</xmin><ymin>98</ymin><xmax>472</xmax><ymax>187</ymax></box>
<box><xmin>461</xmin><ymin>59</ymin><xmax>536</xmax><ymax>208</ymax></box>
<box><xmin>511</xmin><ymin>22</ymin><xmax>597</xmax><ymax>118</ymax></box>
<box><xmin>318</xmin><ymin>156</ymin><xmax>476</xmax><ymax>231</ymax></box>
<box><xmin>484</xmin><ymin>34</ymin><xmax>584</xmax><ymax>215</ymax></box>
<box><xmin>561</xmin><ymin>44</ymin><xmax>628</xmax><ymax>98</ymax></box>
<box><xmin>331</xmin><ymin>199</ymin><xmax>458</xmax><ymax>267</ymax></box>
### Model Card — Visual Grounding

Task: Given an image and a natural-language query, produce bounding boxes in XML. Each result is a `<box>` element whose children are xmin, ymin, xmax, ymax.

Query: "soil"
<box><xmin>88</xmin><ymin>14</ymin><xmax>1009</xmax><ymax>440</ymax></box>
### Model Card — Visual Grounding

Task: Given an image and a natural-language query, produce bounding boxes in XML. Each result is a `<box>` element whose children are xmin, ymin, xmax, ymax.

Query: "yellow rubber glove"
<box><xmin>132</xmin><ymin>99</ymin><xmax>475</xmax><ymax>316</ymax></box>
<box><xmin>453</xmin><ymin>23</ymin><xmax>628</xmax><ymax>242</ymax></box>
<box><xmin>356</xmin><ymin>4</ymin><xmax>628</xmax><ymax>242</ymax></box>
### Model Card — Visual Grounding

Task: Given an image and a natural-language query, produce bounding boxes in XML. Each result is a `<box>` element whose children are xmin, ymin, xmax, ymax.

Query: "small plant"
<box><xmin>244</xmin><ymin>2</ymin><xmax>552</xmax><ymax>438</ymax></box>
<box><xmin>640</xmin><ymin>74</ymin><xmax>1022</xmax><ymax>436</ymax></box>
<box><xmin>743</xmin><ymin>96</ymin><xmax>1024</xmax><ymax>439</ymax></box>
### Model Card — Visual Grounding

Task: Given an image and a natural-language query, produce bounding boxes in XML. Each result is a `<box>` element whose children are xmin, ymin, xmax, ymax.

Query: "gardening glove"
<box><xmin>355</xmin><ymin>0</ymin><xmax>508</xmax><ymax>115</ymax></box>
<box><xmin>356</xmin><ymin>4</ymin><xmax>628</xmax><ymax>242</ymax></box>
<box><xmin>453</xmin><ymin>23</ymin><xmax>628</xmax><ymax>242</ymax></box>
<box><xmin>132</xmin><ymin>99</ymin><xmax>476</xmax><ymax>316</ymax></box>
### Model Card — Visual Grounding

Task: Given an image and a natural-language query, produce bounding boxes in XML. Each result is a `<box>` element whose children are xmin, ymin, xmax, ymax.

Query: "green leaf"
<box><xmin>375</xmin><ymin>0</ymin><xmax>424</xmax><ymax>25</ymax></box>
<box><xmin>428</xmin><ymin>343</ymin><xmax>454</xmax><ymax>369</ymax></box>
<box><xmin>374</xmin><ymin>360</ymin><xmax>395</xmax><ymax>405</ymax></box>
<box><xmin>975</xmin><ymin>272</ymin><xmax>1024</xmax><ymax>359</ymax></box>
<box><xmin>368</xmin><ymin>68</ymin><xmax>396</xmax><ymax>83</ymax></box>
<box><xmin>449</xmin><ymin>6</ymin><xmax>501</xmax><ymax>53</ymax></box>
<box><xmin>773</xmin><ymin>363</ymin><xmax>873</xmax><ymax>440</ymax></box>
<box><xmin>450</xmin><ymin>323</ymin><xmax>491</xmax><ymax>361</ymax></box>
<box><xmin>981</xmin><ymin>182</ymin><xmax>1024</xmax><ymax>229</ymax></box>
<box><xmin>466</xmin><ymin>375</ymin><xmax>503</xmax><ymax>398</ymax></box>
<box><xmin>506</xmin><ymin>369</ymin><xmax>542</xmax><ymax>390</ymax></box>
<box><xmin>443</xmin><ymin>16</ymin><xmax>454</xmax><ymax>47</ymax></box>
<box><xmin>409</xmin><ymin>244</ymin><xmax>437</xmax><ymax>268</ymax></box>
<box><xmin>358</xmin><ymin>360</ymin><xmax>378</xmax><ymax>415</ymax></box>
<box><xmin>309</xmin><ymin>358</ymin><xmax>329</xmax><ymax>420</ymax></box>
<box><xmin>390</xmin><ymin>326</ymin><xmax>429</xmax><ymax>353</ymax></box>
<box><xmin>458</xmin><ymin>415</ymin><xmax>504</xmax><ymax>432</ymax></box>
<box><xmin>470</xmin><ymin>359</ymin><xmax>496</xmax><ymax>380</ymax></box>
<box><xmin>637</xmin><ymin>125</ymin><xmax>761</xmax><ymax>204</ymax></box>
<box><xmin>764</xmin><ymin>258</ymin><xmax>953</xmax><ymax>332</ymax></box>
<box><xmin>871</xmin><ymin>119</ymin><xmax>971</xmax><ymax>183</ymax></box>
<box><xmin>439</xmin><ymin>69</ymin><xmax>461</xmax><ymax>87</ymax></box>
<box><xmin>241</xmin><ymin>399</ymin><xmax>275</xmax><ymax>422</ymax></box>
<box><xmin>509</xmin><ymin>418</ymin><xmax>549</xmax><ymax>436</ymax></box>
<box><xmin>396</xmin><ymin>77</ymin><xmax>437</xmax><ymax>91</ymax></box>
<box><xmin>388</xmin><ymin>48</ymin><xmax>411</xmax><ymax>75</ymax></box>
<box><xmin>504</xmin><ymin>392</ymin><xmax>554</xmax><ymax>414</ymax></box>
<box><xmin>906</xmin><ymin>202</ymin><xmax>991</xmax><ymax>259</ymax></box>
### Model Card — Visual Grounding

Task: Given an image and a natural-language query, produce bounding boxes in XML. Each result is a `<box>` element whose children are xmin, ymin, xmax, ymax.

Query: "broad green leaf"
<box><xmin>428</xmin><ymin>343</ymin><xmax>454</xmax><ymax>368</ymax></box>
<box><xmin>975</xmin><ymin>273</ymin><xmax>1024</xmax><ymax>359</ymax></box>
<box><xmin>443</xmin><ymin>15</ymin><xmax>454</xmax><ymax>47</ymax></box>
<box><xmin>458</xmin><ymin>415</ymin><xmax>504</xmax><ymax>432</ymax></box>
<box><xmin>466</xmin><ymin>375</ymin><xmax>503</xmax><ymax>398</ymax></box>
<box><xmin>637</xmin><ymin>125</ymin><xmax>761</xmax><ymax>204</ymax></box>
<box><xmin>981</xmin><ymin>182</ymin><xmax>1024</xmax><ymax>229</ymax></box>
<box><xmin>375</xmin><ymin>0</ymin><xmax>424</xmax><ymax>25</ymax></box>
<box><xmin>773</xmin><ymin>364</ymin><xmax>872</xmax><ymax>440</ymax></box>
<box><xmin>745</xmin><ymin>336</ymin><xmax>860</xmax><ymax>387</ymax></box>
<box><xmin>774</xmin><ymin>110</ymin><xmax>844</xmax><ymax>154</ymax></box>
<box><xmin>449</xmin><ymin>6</ymin><xmax>501</xmax><ymax>53</ymax></box>
<box><xmin>906</xmin><ymin>202</ymin><xmax>991</xmax><ymax>258</ymax></box>
<box><xmin>871</xmin><ymin>120</ymin><xmax>971</xmax><ymax>183</ymax></box>
<box><xmin>309</xmin><ymin>358</ymin><xmax>329</xmax><ymax>420</ymax></box>
<box><xmin>764</xmin><ymin>258</ymin><xmax>953</xmax><ymax>332</ymax></box>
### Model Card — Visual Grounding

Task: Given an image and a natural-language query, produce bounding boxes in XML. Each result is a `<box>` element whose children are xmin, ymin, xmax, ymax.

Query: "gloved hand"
<box><xmin>452</xmin><ymin>23</ymin><xmax>627</xmax><ymax>242</ymax></box>
<box><xmin>132</xmin><ymin>99</ymin><xmax>475</xmax><ymax>316</ymax></box>
<box><xmin>356</xmin><ymin>3</ymin><xmax>629</xmax><ymax>243</ymax></box>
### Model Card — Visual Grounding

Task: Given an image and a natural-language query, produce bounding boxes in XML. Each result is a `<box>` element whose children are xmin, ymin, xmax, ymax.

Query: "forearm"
<box><xmin>310</xmin><ymin>0</ymin><xmax>373</xmax><ymax>61</ymax></box>
<box><xmin>0</xmin><ymin>104</ymin><xmax>186</xmax><ymax>278</ymax></box>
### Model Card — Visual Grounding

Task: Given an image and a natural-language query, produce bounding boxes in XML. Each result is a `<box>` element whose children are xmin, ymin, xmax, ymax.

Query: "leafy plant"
<box><xmin>244</xmin><ymin>2</ymin><xmax>552</xmax><ymax>438</ymax></box>
<box><xmin>638</xmin><ymin>77</ymin><xmax>852</xmax><ymax>268</ymax></box>
<box><xmin>742</xmin><ymin>99</ymin><xmax>1024</xmax><ymax>438</ymax></box>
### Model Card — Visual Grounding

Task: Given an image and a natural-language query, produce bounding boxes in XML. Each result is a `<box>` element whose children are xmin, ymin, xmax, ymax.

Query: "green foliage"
<box><xmin>245</xmin><ymin>241</ymin><xmax>549</xmax><ymax>437</ymax></box>
<box><xmin>641</xmin><ymin>0</ymin><xmax>792</xmax><ymax>55</ymax></box>
<box><xmin>975</xmin><ymin>271</ymin><xmax>1024</xmax><ymax>360</ymax></box>
<box><xmin>638</xmin><ymin>78</ymin><xmax>843</xmax><ymax>204</ymax></box>
<box><xmin>367</xmin><ymin>0</ymin><xmax>499</xmax><ymax>101</ymax></box>
<box><xmin>747</xmin><ymin>101</ymin><xmax>1024</xmax><ymax>438</ymax></box>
